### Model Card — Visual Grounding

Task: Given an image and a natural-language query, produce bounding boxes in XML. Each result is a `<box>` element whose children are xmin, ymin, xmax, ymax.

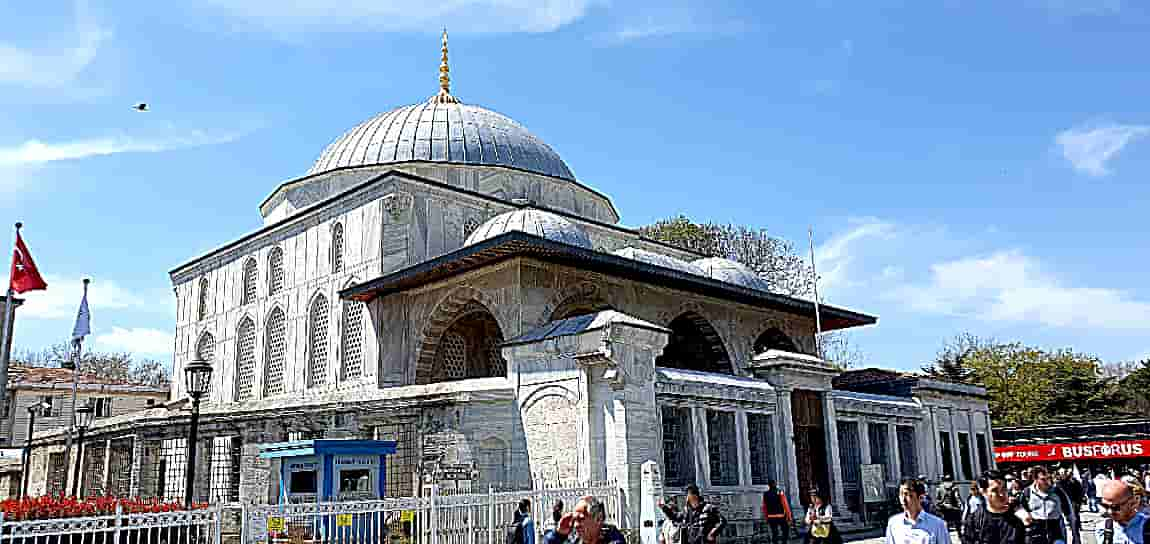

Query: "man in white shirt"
<box><xmin>886</xmin><ymin>477</ymin><xmax>952</xmax><ymax>544</ymax></box>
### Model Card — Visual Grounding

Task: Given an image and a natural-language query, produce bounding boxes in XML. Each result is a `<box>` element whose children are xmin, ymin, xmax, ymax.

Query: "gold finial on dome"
<box><xmin>430</xmin><ymin>28</ymin><xmax>460</xmax><ymax>104</ymax></box>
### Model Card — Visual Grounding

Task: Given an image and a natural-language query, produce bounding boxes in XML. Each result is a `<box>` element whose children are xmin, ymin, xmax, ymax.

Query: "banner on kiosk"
<box><xmin>995</xmin><ymin>439</ymin><xmax>1150</xmax><ymax>463</ymax></box>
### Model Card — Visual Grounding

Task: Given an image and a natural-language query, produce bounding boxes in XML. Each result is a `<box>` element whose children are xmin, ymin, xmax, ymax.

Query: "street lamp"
<box><xmin>70</xmin><ymin>401</ymin><xmax>94</xmax><ymax>497</ymax></box>
<box><xmin>183</xmin><ymin>357</ymin><xmax>213</xmax><ymax>508</ymax></box>
<box><xmin>20</xmin><ymin>400</ymin><xmax>51</xmax><ymax>499</ymax></box>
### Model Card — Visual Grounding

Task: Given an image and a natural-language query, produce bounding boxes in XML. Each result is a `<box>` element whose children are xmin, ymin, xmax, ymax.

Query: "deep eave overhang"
<box><xmin>340</xmin><ymin>232</ymin><xmax>877</xmax><ymax>331</ymax></box>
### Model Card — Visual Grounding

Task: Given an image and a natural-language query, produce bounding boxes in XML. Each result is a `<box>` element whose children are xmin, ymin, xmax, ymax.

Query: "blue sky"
<box><xmin>2</xmin><ymin>0</ymin><xmax>1148</xmax><ymax>372</ymax></box>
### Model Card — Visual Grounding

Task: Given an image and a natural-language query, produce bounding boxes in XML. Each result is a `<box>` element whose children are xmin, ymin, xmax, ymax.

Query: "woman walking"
<box><xmin>802</xmin><ymin>490</ymin><xmax>841</xmax><ymax>544</ymax></box>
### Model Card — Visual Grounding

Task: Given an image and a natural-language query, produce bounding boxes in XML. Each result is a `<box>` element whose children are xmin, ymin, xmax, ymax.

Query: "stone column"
<box><xmin>858</xmin><ymin>419</ymin><xmax>872</xmax><ymax>465</ymax></box>
<box><xmin>735</xmin><ymin>410</ymin><xmax>751</xmax><ymax>486</ymax></box>
<box><xmin>775</xmin><ymin>389</ymin><xmax>800</xmax><ymax>512</ymax></box>
<box><xmin>967</xmin><ymin>411</ymin><xmax>979</xmax><ymax>475</ymax></box>
<box><xmin>193</xmin><ymin>437</ymin><xmax>213</xmax><ymax>503</ymax></box>
<box><xmin>984</xmin><ymin>412</ymin><xmax>997</xmax><ymax>469</ymax></box>
<box><xmin>692</xmin><ymin>407</ymin><xmax>710</xmax><ymax>488</ymax></box>
<box><xmin>887</xmin><ymin>424</ymin><xmax>901</xmax><ymax>483</ymax></box>
<box><xmin>821</xmin><ymin>393</ymin><xmax>847</xmax><ymax>511</ymax></box>
<box><xmin>947</xmin><ymin>409</ymin><xmax>960</xmax><ymax>479</ymax></box>
<box><xmin>927</xmin><ymin>406</ymin><xmax>941</xmax><ymax>481</ymax></box>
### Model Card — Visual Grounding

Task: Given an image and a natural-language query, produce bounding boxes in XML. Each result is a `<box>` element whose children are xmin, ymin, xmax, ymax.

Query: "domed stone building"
<box><xmin>26</xmin><ymin>35</ymin><xmax>993</xmax><ymax>531</ymax></box>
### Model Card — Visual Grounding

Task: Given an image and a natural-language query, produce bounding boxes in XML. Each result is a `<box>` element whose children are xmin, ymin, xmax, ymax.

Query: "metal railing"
<box><xmin>241</xmin><ymin>482</ymin><xmax>622</xmax><ymax>544</ymax></box>
<box><xmin>0</xmin><ymin>505</ymin><xmax>223</xmax><ymax>544</ymax></box>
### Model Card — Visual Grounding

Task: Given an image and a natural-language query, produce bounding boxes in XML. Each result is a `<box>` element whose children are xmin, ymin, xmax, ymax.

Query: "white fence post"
<box><xmin>488</xmin><ymin>485</ymin><xmax>495</xmax><ymax>544</ymax></box>
<box><xmin>431</xmin><ymin>483</ymin><xmax>440</xmax><ymax>544</ymax></box>
<box><xmin>113</xmin><ymin>502</ymin><xmax>123</xmax><ymax>544</ymax></box>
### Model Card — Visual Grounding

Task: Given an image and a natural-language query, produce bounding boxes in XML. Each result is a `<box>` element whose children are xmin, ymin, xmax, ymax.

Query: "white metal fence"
<box><xmin>242</xmin><ymin>482</ymin><xmax>623</xmax><ymax>544</ymax></box>
<box><xmin>0</xmin><ymin>506</ymin><xmax>224</xmax><ymax>544</ymax></box>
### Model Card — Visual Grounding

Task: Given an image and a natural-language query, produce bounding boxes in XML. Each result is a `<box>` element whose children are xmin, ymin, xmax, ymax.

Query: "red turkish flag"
<box><xmin>10</xmin><ymin>231</ymin><xmax>47</xmax><ymax>294</ymax></box>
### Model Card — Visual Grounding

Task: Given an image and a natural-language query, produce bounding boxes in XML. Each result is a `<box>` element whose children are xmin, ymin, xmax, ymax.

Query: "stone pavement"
<box><xmin>841</xmin><ymin>510</ymin><xmax>1106</xmax><ymax>544</ymax></box>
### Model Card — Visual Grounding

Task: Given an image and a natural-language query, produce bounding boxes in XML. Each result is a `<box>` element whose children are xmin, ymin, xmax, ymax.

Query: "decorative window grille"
<box><xmin>209</xmin><ymin>436</ymin><xmax>242</xmax><ymax>503</ymax></box>
<box><xmin>197</xmin><ymin>277</ymin><xmax>209</xmax><ymax>320</ymax></box>
<box><xmin>340</xmin><ymin>300</ymin><xmax>365</xmax><ymax>381</ymax></box>
<box><xmin>747</xmin><ymin>413</ymin><xmax>775</xmax><ymax>485</ymax></box>
<box><xmin>439</xmin><ymin>332</ymin><xmax>467</xmax><ymax>379</ymax></box>
<box><xmin>707</xmin><ymin>410</ymin><xmax>738</xmax><ymax>486</ymax></box>
<box><xmin>307</xmin><ymin>295</ymin><xmax>330</xmax><ymax>388</ymax></box>
<box><xmin>47</xmin><ymin>453</ymin><xmax>68</xmax><ymax>496</ymax></box>
<box><xmin>376</xmin><ymin>422</ymin><xmax>416</xmax><ymax>497</ymax></box>
<box><xmin>898</xmin><ymin>426</ymin><xmax>918</xmax><ymax>478</ymax></box>
<box><xmin>331</xmin><ymin>223</ymin><xmax>345</xmax><ymax>273</ymax></box>
<box><xmin>268</xmin><ymin>247</ymin><xmax>284</xmax><ymax>295</ymax></box>
<box><xmin>107</xmin><ymin>438</ymin><xmax>134</xmax><ymax>497</ymax></box>
<box><xmin>196</xmin><ymin>333</ymin><xmax>215</xmax><ymax>395</ymax></box>
<box><xmin>839</xmin><ymin>421</ymin><xmax>863</xmax><ymax>513</ymax></box>
<box><xmin>82</xmin><ymin>441</ymin><xmax>107</xmax><ymax>497</ymax></box>
<box><xmin>868</xmin><ymin>422</ymin><xmax>890</xmax><ymax>481</ymax></box>
<box><xmin>263</xmin><ymin>308</ymin><xmax>287</xmax><ymax>396</ymax></box>
<box><xmin>464</xmin><ymin>218</ymin><xmax>480</xmax><ymax>239</ymax></box>
<box><xmin>235</xmin><ymin>317</ymin><xmax>256</xmax><ymax>402</ymax></box>
<box><xmin>158</xmin><ymin>438</ymin><xmax>188</xmax><ymax>502</ymax></box>
<box><xmin>242</xmin><ymin>258</ymin><xmax>258</xmax><ymax>305</ymax></box>
<box><xmin>661</xmin><ymin>405</ymin><xmax>695</xmax><ymax>488</ymax></box>
<box><xmin>484</xmin><ymin>337</ymin><xmax>505</xmax><ymax>376</ymax></box>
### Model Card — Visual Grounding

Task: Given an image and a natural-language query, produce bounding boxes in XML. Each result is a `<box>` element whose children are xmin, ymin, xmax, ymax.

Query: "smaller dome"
<box><xmin>466</xmin><ymin>208</ymin><xmax>591</xmax><ymax>248</ymax></box>
<box><xmin>614</xmin><ymin>247</ymin><xmax>705</xmax><ymax>275</ymax></box>
<box><xmin>692</xmin><ymin>257</ymin><xmax>769</xmax><ymax>291</ymax></box>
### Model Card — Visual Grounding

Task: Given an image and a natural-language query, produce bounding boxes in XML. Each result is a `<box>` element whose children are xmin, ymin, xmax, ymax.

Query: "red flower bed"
<box><xmin>0</xmin><ymin>496</ymin><xmax>208</xmax><ymax>521</ymax></box>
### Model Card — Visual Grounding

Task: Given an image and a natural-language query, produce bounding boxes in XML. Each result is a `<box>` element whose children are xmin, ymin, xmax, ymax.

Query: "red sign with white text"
<box><xmin>994</xmin><ymin>440</ymin><xmax>1150</xmax><ymax>463</ymax></box>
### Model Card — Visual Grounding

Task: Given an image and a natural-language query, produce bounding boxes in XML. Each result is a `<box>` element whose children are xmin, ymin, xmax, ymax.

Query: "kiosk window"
<box><xmin>290</xmin><ymin>471</ymin><xmax>318</xmax><ymax>494</ymax></box>
<box><xmin>340</xmin><ymin>469</ymin><xmax>373</xmax><ymax>493</ymax></box>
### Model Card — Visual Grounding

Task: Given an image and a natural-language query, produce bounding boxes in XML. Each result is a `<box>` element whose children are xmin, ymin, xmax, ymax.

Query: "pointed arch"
<box><xmin>267</xmin><ymin>247</ymin><xmax>285</xmax><ymax>295</ymax></box>
<box><xmin>414</xmin><ymin>286</ymin><xmax>508</xmax><ymax>384</ymax></box>
<box><xmin>753</xmin><ymin>327</ymin><xmax>797</xmax><ymax>355</ymax></box>
<box><xmin>197</xmin><ymin>277</ymin><xmax>210</xmax><ymax>320</ymax></box>
<box><xmin>656</xmin><ymin>311</ymin><xmax>733</xmax><ymax>374</ymax></box>
<box><xmin>195</xmin><ymin>331</ymin><xmax>216</xmax><ymax>396</ymax></box>
<box><xmin>416</xmin><ymin>289</ymin><xmax>506</xmax><ymax>385</ymax></box>
<box><xmin>263</xmin><ymin>306</ymin><xmax>287</xmax><ymax>397</ymax></box>
<box><xmin>331</xmin><ymin>222</ymin><xmax>345</xmax><ymax>273</ymax></box>
<box><xmin>234</xmin><ymin>316</ymin><xmax>256</xmax><ymax>402</ymax></box>
<box><xmin>340</xmin><ymin>289</ymin><xmax>366</xmax><ymax>382</ymax></box>
<box><xmin>307</xmin><ymin>292</ymin><xmax>330</xmax><ymax>388</ymax></box>
<box><xmin>241</xmin><ymin>257</ymin><xmax>258</xmax><ymax>305</ymax></box>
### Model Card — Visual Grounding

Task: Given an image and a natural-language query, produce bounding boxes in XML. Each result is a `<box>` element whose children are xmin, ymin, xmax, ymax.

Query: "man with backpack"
<box><xmin>761</xmin><ymin>481</ymin><xmax>793</xmax><ymax>544</ymax></box>
<box><xmin>508</xmin><ymin>498</ymin><xmax>536</xmax><ymax>544</ymax></box>
<box><xmin>936</xmin><ymin>474</ymin><xmax>964</xmax><ymax>536</ymax></box>
<box><xmin>659</xmin><ymin>485</ymin><xmax>726</xmax><ymax>544</ymax></box>
<box><xmin>1095</xmin><ymin>479</ymin><xmax>1149</xmax><ymax>544</ymax></box>
<box><xmin>1018</xmin><ymin>466</ymin><xmax>1078</xmax><ymax>544</ymax></box>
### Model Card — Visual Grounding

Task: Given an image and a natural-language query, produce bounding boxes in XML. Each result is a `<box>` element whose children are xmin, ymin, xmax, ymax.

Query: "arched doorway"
<box><xmin>421</xmin><ymin>302</ymin><xmax>506</xmax><ymax>384</ymax></box>
<box><xmin>656</xmin><ymin>312</ymin><xmax>732</xmax><ymax>375</ymax></box>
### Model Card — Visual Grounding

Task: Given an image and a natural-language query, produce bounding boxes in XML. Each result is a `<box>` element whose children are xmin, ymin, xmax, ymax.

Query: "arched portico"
<box><xmin>656</xmin><ymin>311</ymin><xmax>733</xmax><ymax>375</ymax></box>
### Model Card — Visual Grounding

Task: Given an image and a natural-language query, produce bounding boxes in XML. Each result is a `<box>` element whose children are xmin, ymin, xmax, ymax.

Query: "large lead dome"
<box><xmin>308</xmin><ymin>101</ymin><xmax>576</xmax><ymax>181</ymax></box>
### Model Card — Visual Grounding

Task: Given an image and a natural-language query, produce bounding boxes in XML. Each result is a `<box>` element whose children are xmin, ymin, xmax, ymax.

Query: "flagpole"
<box><xmin>808</xmin><ymin>227</ymin><xmax>824</xmax><ymax>359</ymax></box>
<box><xmin>62</xmin><ymin>278</ymin><xmax>88</xmax><ymax>494</ymax></box>
<box><xmin>0</xmin><ymin>223</ymin><xmax>22</xmax><ymax>414</ymax></box>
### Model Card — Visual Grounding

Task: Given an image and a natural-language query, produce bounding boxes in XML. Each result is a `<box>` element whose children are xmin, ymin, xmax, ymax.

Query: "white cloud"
<box><xmin>891</xmin><ymin>250</ymin><xmax>1150</xmax><ymax>330</ymax></box>
<box><xmin>198</xmin><ymin>0</ymin><xmax>598</xmax><ymax>33</ymax></box>
<box><xmin>0</xmin><ymin>1</ymin><xmax>110</xmax><ymax>88</ymax></box>
<box><xmin>815</xmin><ymin>218</ymin><xmax>896</xmax><ymax>292</ymax></box>
<box><xmin>94</xmin><ymin>327</ymin><xmax>173</xmax><ymax>355</ymax></box>
<box><xmin>17</xmin><ymin>275</ymin><xmax>150</xmax><ymax>320</ymax></box>
<box><xmin>0</xmin><ymin>131</ymin><xmax>241</xmax><ymax>167</ymax></box>
<box><xmin>1055</xmin><ymin>122</ymin><xmax>1149</xmax><ymax>177</ymax></box>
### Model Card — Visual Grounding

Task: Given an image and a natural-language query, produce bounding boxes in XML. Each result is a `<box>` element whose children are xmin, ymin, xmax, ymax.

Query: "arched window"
<box><xmin>267</xmin><ymin>247</ymin><xmax>284</xmax><ymax>295</ymax></box>
<box><xmin>656</xmin><ymin>312</ymin><xmax>733</xmax><ymax>374</ymax></box>
<box><xmin>340</xmin><ymin>300</ymin><xmax>365</xmax><ymax>381</ymax></box>
<box><xmin>195</xmin><ymin>332</ymin><xmax>215</xmax><ymax>396</ymax></box>
<box><xmin>331</xmin><ymin>223</ymin><xmax>345</xmax><ymax>273</ymax></box>
<box><xmin>753</xmin><ymin>327</ymin><xmax>798</xmax><ymax>354</ymax></box>
<box><xmin>428</xmin><ymin>303</ymin><xmax>505</xmax><ymax>383</ymax></box>
<box><xmin>307</xmin><ymin>294</ymin><xmax>330</xmax><ymax>388</ymax></box>
<box><xmin>197</xmin><ymin>278</ymin><xmax>209</xmax><ymax>320</ymax></box>
<box><xmin>241</xmin><ymin>258</ymin><xmax>258</xmax><ymax>305</ymax></box>
<box><xmin>234</xmin><ymin>318</ymin><xmax>256</xmax><ymax>402</ymax></box>
<box><xmin>263</xmin><ymin>308</ymin><xmax>287</xmax><ymax>396</ymax></box>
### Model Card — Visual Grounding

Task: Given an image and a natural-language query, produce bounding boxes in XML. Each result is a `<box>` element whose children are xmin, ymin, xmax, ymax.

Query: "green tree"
<box><xmin>921</xmin><ymin>332</ymin><xmax>984</xmax><ymax>383</ymax></box>
<box><xmin>1118</xmin><ymin>359</ymin><xmax>1150</xmax><ymax>414</ymax></box>
<box><xmin>639</xmin><ymin>215</ymin><xmax>814</xmax><ymax>296</ymax></box>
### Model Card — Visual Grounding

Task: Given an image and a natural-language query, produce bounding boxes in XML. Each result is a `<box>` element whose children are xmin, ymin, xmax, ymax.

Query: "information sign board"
<box><xmin>861</xmin><ymin>464</ymin><xmax>885</xmax><ymax>503</ymax></box>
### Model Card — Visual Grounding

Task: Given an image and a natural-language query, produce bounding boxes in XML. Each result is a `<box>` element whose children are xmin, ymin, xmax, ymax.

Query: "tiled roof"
<box><xmin>8</xmin><ymin>367</ymin><xmax>168</xmax><ymax>392</ymax></box>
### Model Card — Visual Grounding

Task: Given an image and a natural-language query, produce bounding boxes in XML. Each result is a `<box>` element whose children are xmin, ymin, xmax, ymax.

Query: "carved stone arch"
<box><xmin>752</xmin><ymin>325</ymin><xmax>798</xmax><ymax>355</ymax></box>
<box><xmin>194</xmin><ymin>331</ymin><xmax>216</xmax><ymax>362</ymax></box>
<box><xmin>544</xmin><ymin>281</ymin><xmax>611</xmax><ymax>322</ymax></box>
<box><xmin>520</xmin><ymin>384</ymin><xmax>580</xmax><ymax>414</ymax></box>
<box><xmin>414</xmin><ymin>286</ymin><xmax>508</xmax><ymax>385</ymax></box>
<box><xmin>657</xmin><ymin>304</ymin><xmax>734</xmax><ymax>375</ymax></box>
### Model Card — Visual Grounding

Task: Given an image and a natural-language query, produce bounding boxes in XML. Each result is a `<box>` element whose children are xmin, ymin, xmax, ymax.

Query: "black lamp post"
<box><xmin>70</xmin><ymin>401</ymin><xmax>94</xmax><ymax>497</ymax></box>
<box><xmin>19</xmin><ymin>401</ymin><xmax>51</xmax><ymax>499</ymax></box>
<box><xmin>183</xmin><ymin>357</ymin><xmax>213</xmax><ymax>508</ymax></box>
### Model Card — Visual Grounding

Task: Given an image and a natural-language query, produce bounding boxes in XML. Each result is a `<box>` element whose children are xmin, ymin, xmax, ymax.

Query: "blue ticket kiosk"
<box><xmin>259</xmin><ymin>439</ymin><xmax>398</xmax><ymax>542</ymax></box>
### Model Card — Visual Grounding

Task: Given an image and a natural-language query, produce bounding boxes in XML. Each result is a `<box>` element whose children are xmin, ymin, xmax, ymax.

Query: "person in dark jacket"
<box><xmin>659</xmin><ymin>485</ymin><xmax>726</xmax><ymax>544</ymax></box>
<box><xmin>544</xmin><ymin>496</ymin><xmax>626</xmax><ymax>544</ymax></box>
<box><xmin>761</xmin><ymin>481</ymin><xmax>793</xmax><ymax>544</ymax></box>
<box><xmin>963</xmin><ymin>470</ymin><xmax>1026</xmax><ymax>544</ymax></box>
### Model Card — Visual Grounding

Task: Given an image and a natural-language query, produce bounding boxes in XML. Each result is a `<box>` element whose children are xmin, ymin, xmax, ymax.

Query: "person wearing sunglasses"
<box><xmin>1095</xmin><ymin>479</ymin><xmax>1149</xmax><ymax>544</ymax></box>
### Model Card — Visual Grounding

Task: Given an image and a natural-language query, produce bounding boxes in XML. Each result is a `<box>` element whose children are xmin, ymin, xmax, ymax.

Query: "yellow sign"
<box><xmin>268</xmin><ymin>517</ymin><xmax>285</xmax><ymax>532</ymax></box>
<box><xmin>336</xmin><ymin>514</ymin><xmax>354</xmax><ymax>527</ymax></box>
<box><xmin>400</xmin><ymin>510</ymin><xmax>414</xmax><ymax>522</ymax></box>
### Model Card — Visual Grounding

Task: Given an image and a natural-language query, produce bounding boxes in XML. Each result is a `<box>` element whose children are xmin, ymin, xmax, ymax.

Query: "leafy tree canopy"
<box><xmin>12</xmin><ymin>342</ymin><xmax>171</xmax><ymax>388</ymax></box>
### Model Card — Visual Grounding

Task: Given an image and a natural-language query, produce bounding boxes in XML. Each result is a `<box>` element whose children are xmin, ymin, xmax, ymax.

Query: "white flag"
<box><xmin>71</xmin><ymin>288</ymin><xmax>90</xmax><ymax>343</ymax></box>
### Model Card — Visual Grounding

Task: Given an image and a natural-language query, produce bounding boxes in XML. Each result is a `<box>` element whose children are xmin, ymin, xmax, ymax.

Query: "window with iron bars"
<box><xmin>158</xmin><ymin>438</ymin><xmax>188</xmax><ymax>502</ymax></box>
<box><xmin>47</xmin><ymin>452</ymin><xmax>67</xmax><ymax>495</ymax></box>
<box><xmin>209</xmin><ymin>436</ymin><xmax>242</xmax><ymax>503</ymax></box>
<box><xmin>107</xmin><ymin>438</ymin><xmax>134</xmax><ymax>497</ymax></box>
<box><xmin>374</xmin><ymin>422</ymin><xmax>417</xmax><ymax>497</ymax></box>
<box><xmin>81</xmin><ymin>441</ymin><xmax>107</xmax><ymax>497</ymax></box>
